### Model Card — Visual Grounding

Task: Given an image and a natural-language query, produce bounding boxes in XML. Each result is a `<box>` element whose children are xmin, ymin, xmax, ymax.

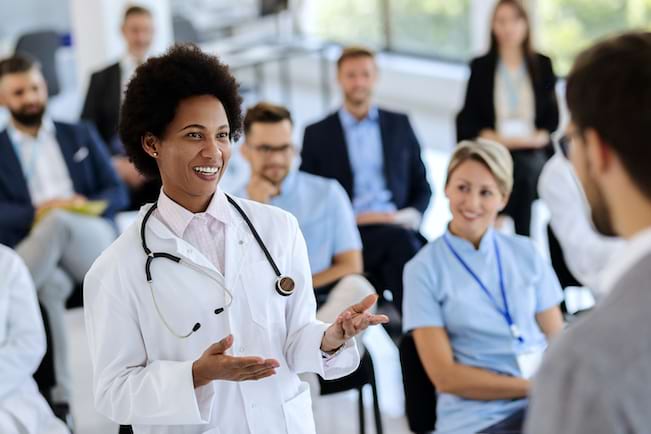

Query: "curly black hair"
<box><xmin>119</xmin><ymin>44</ymin><xmax>243</xmax><ymax>179</ymax></box>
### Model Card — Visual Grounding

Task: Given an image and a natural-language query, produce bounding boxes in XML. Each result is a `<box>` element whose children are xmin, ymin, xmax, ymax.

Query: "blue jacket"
<box><xmin>0</xmin><ymin>121</ymin><xmax>129</xmax><ymax>247</ymax></box>
<box><xmin>300</xmin><ymin>108</ymin><xmax>432</xmax><ymax>214</ymax></box>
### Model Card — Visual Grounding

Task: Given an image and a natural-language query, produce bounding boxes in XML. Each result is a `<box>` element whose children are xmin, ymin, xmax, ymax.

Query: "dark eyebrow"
<box><xmin>178</xmin><ymin>124</ymin><xmax>205</xmax><ymax>132</ymax></box>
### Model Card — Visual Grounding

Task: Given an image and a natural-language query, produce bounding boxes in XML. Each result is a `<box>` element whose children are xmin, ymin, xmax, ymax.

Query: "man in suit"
<box><xmin>0</xmin><ymin>55</ymin><xmax>128</xmax><ymax>424</ymax></box>
<box><xmin>81</xmin><ymin>5</ymin><xmax>159</xmax><ymax>209</ymax></box>
<box><xmin>301</xmin><ymin>46</ymin><xmax>431</xmax><ymax>315</ymax></box>
<box><xmin>525</xmin><ymin>32</ymin><xmax>651</xmax><ymax>433</ymax></box>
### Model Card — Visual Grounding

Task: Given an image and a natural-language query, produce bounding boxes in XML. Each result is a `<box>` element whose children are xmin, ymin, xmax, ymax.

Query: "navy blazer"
<box><xmin>0</xmin><ymin>121</ymin><xmax>129</xmax><ymax>247</ymax></box>
<box><xmin>81</xmin><ymin>62</ymin><xmax>121</xmax><ymax>146</ymax></box>
<box><xmin>300</xmin><ymin>108</ymin><xmax>432</xmax><ymax>215</ymax></box>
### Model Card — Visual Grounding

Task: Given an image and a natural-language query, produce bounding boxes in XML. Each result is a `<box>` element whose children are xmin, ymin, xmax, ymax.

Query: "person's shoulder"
<box><xmin>91</xmin><ymin>61</ymin><xmax>120</xmax><ymax>77</ymax></box>
<box><xmin>378</xmin><ymin>107</ymin><xmax>409</xmax><ymax>121</ymax></box>
<box><xmin>496</xmin><ymin>231</ymin><xmax>539</xmax><ymax>255</ymax></box>
<box><xmin>533</xmin><ymin>52</ymin><xmax>553</xmax><ymax>65</ymax></box>
<box><xmin>469</xmin><ymin>52</ymin><xmax>496</xmax><ymax>69</ymax></box>
<box><xmin>86</xmin><ymin>219</ymin><xmax>140</xmax><ymax>280</ymax></box>
<box><xmin>0</xmin><ymin>243</ymin><xmax>26</xmax><ymax>274</ymax></box>
<box><xmin>299</xmin><ymin>172</ymin><xmax>346</xmax><ymax>199</ymax></box>
<box><xmin>406</xmin><ymin>235</ymin><xmax>445</xmax><ymax>271</ymax></box>
<box><xmin>304</xmin><ymin>111</ymin><xmax>338</xmax><ymax>131</ymax></box>
<box><xmin>230</xmin><ymin>194</ymin><xmax>298</xmax><ymax>229</ymax></box>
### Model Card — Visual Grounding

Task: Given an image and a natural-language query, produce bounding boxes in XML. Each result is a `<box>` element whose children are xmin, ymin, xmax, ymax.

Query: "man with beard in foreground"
<box><xmin>524</xmin><ymin>31</ymin><xmax>651</xmax><ymax>434</ymax></box>
<box><xmin>0</xmin><ymin>54</ymin><xmax>127</xmax><ymax>427</ymax></box>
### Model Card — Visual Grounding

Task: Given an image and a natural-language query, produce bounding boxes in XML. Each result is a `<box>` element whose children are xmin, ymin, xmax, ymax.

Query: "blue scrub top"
<box><xmin>402</xmin><ymin>227</ymin><xmax>563</xmax><ymax>434</ymax></box>
<box><xmin>240</xmin><ymin>170</ymin><xmax>362</xmax><ymax>275</ymax></box>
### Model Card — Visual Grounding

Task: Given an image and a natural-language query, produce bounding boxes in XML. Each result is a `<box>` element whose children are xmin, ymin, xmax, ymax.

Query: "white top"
<box><xmin>494</xmin><ymin>62</ymin><xmax>535</xmax><ymax>139</ymax></box>
<box><xmin>8</xmin><ymin>118</ymin><xmax>75</xmax><ymax>206</ymax></box>
<box><xmin>600</xmin><ymin>227</ymin><xmax>651</xmax><ymax>295</ymax></box>
<box><xmin>83</xmin><ymin>195</ymin><xmax>359</xmax><ymax>434</ymax></box>
<box><xmin>120</xmin><ymin>54</ymin><xmax>144</xmax><ymax>99</ymax></box>
<box><xmin>156</xmin><ymin>189</ymin><xmax>228</xmax><ymax>275</ymax></box>
<box><xmin>538</xmin><ymin>154</ymin><xmax>624</xmax><ymax>296</ymax></box>
<box><xmin>0</xmin><ymin>245</ymin><xmax>69</xmax><ymax>434</ymax></box>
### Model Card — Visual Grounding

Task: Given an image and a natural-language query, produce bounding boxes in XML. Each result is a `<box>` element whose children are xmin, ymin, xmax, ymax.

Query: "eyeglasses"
<box><xmin>555</xmin><ymin>134</ymin><xmax>571</xmax><ymax>159</ymax></box>
<box><xmin>250</xmin><ymin>144</ymin><xmax>294</xmax><ymax>156</ymax></box>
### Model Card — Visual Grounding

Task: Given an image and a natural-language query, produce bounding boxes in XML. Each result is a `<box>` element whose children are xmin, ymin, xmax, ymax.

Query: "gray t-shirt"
<box><xmin>525</xmin><ymin>253</ymin><xmax>651</xmax><ymax>434</ymax></box>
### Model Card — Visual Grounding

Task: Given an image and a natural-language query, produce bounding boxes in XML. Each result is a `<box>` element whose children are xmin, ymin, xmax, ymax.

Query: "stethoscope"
<box><xmin>141</xmin><ymin>193</ymin><xmax>295</xmax><ymax>339</ymax></box>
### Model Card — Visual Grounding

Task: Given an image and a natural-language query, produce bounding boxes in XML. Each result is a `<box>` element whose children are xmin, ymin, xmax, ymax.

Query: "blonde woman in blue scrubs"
<box><xmin>403</xmin><ymin>139</ymin><xmax>564</xmax><ymax>434</ymax></box>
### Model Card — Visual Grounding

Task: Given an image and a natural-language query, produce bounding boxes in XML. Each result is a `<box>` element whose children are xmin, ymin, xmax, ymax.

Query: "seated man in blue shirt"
<box><xmin>239</xmin><ymin>102</ymin><xmax>375</xmax><ymax>323</ymax></box>
<box><xmin>301</xmin><ymin>46</ymin><xmax>432</xmax><ymax>314</ymax></box>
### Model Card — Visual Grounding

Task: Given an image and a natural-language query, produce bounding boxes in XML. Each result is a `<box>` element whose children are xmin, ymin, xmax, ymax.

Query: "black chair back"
<box><xmin>399</xmin><ymin>333</ymin><xmax>437</xmax><ymax>433</ymax></box>
<box><xmin>15</xmin><ymin>30</ymin><xmax>61</xmax><ymax>96</ymax></box>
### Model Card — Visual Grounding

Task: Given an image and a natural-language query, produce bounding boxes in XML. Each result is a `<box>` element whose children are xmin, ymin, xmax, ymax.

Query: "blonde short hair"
<box><xmin>446</xmin><ymin>139</ymin><xmax>514</xmax><ymax>196</ymax></box>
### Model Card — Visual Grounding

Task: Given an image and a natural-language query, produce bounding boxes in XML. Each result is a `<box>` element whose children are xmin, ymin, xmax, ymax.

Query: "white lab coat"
<box><xmin>538</xmin><ymin>154</ymin><xmax>624</xmax><ymax>296</ymax></box>
<box><xmin>0</xmin><ymin>245</ymin><xmax>69</xmax><ymax>434</ymax></box>
<box><xmin>83</xmin><ymin>196</ymin><xmax>360</xmax><ymax>434</ymax></box>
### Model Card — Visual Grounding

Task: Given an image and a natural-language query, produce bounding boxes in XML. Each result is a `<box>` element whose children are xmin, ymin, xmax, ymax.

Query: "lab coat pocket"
<box><xmin>241</xmin><ymin>260</ymin><xmax>275</xmax><ymax>328</ymax></box>
<box><xmin>282</xmin><ymin>382</ymin><xmax>317</xmax><ymax>434</ymax></box>
<box><xmin>200</xmin><ymin>427</ymin><xmax>221</xmax><ymax>434</ymax></box>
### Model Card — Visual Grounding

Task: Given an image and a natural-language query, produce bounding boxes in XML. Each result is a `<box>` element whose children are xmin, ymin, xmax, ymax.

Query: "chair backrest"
<box><xmin>319</xmin><ymin>349</ymin><xmax>373</xmax><ymax>395</ymax></box>
<box><xmin>172</xmin><ymin>15</ymin><xmax>200</xmax><ymax>44</ymax></box>
<box><xmin>15</xmin><ymin>30</ymin><xmax>61</xmax><ymax>97</ymax></box>
<box><xmin>399</xmin><ymin>333</ymin><xmax>437</xmax><ymax>433</ymax></box>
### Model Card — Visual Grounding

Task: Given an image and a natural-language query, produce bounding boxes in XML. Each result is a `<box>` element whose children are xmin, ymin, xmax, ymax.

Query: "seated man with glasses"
<box><xmin>239</xmin><ymin>102</ymin><xmax>375</xmax><ymax>324</ymax></box>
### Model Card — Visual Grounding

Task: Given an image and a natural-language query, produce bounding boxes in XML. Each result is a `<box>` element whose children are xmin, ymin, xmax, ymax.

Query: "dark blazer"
<box><xmin>0</xmin><ymin>121</ymin><xmax>129</xmax><ymax>248</ymax></box>
<box><xmin>300</xmin><ymin>108</ymin><xmax>432</xmax><ymax>214</ymax></box>
<box><xmin>456</xmin><ymin>52</ymin><xmax>559</xmax><ymax>143</ymax></box>
<box><xmin>81</xmin><ymin>62</ymin><xmax>121</xmax><ymax>147</ymax></box>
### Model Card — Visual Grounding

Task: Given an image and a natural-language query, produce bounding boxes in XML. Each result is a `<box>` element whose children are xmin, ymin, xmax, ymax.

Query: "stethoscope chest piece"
<box><xmin>275</xmin><ymin>276</ymin><xmax>295</xmax><ymax>296</ymax></box>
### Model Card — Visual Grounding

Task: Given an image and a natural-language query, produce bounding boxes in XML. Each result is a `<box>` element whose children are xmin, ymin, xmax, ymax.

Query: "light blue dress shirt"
<box><xmin>402</xmin><ymin>227</ymin><xmax>563</xmax><ymax>434</ymax></box>
<box><xmin>338</xmin><ymin>106</ymin><xmax>397</xmax><ymax>214</ymax></box>
<box><xmin>240</xmin><ymin>170</ymin><xmax>362</xmax><ymax>275</ymax></box>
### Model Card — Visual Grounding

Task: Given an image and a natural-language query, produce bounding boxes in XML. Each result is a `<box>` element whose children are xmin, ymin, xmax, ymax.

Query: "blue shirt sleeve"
<box><xmin>402</xmin><ymin>250</ymin><xmax>444</xmax><ymax>332</ymax></box>
<box><xmin>330</xmin><ymin>180</ymin><xmax>362</xmax><ymax>255</ymax></box>
<box><xmin>530</xmin><ymin>242</ymin><xmax>564</xmax><ymax>313</ymax></box>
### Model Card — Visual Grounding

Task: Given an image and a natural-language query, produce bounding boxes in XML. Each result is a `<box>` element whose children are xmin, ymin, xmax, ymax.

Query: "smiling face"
<box><xmin>144</xmin><ymin>95</ymin><xmax>230</xmax><ymax>212</ymax></box>
<box><xmin>242</xmin><ymin>119</ymin><xmax>294</xmax><ymax>186</ymax></box>
<box><xmin>445</xmin><ymin>159</ymin><xmax>508</xmax><ymax>245</ymax></box>
<box><xmin>337</xmin><ymin>56</ymin><xmax>377</xmax><ymax>108</ymax></box>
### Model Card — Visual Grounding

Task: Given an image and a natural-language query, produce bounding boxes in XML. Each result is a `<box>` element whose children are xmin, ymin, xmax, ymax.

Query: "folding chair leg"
<box><xmin>371</xmin><ymin>379</ymin><xmax>383</xmax><ymax>434</ymax></box>
<box><xmin>358</xmin><ymin>387</ymin><xmax>366</xmax><ymax>434</ymax></box>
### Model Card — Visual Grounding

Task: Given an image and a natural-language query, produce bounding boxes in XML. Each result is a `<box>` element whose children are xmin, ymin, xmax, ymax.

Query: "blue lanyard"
<box><xmin>443</xmin><ymin>233</ymin><xmax>524</xmax><ymax>343</ymax></box>
<box><xmin>498</xmin><ymin>61</ymin><xmax>526</xmax><ymax>117</ymax></box>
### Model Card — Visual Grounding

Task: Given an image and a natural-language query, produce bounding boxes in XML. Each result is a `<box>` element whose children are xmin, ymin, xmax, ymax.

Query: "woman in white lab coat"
<box><xmin>83</xmin><ymin>45</ymin><xmax>388</xmax><ymax>434</ymax></box>
<box><xmin>0</xmin><ymin>245</ymin><xmax>69</xmax><ymax>434</ymax></box>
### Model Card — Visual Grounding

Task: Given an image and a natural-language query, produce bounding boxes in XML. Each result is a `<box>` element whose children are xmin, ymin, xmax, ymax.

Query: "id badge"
<box><xmin>499</xmin><ymin>118</ymin><xmax>533</xmax><ymax>139</ymax></box>
<box><xmin>516</xmin><ymin>349</ymin><xmax>544</xmax><ymax>379</ymax></box>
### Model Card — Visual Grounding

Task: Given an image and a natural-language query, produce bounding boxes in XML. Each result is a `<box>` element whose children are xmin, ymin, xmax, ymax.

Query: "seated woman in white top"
<box><xmin>402</xmin><ymin>140</ymin><xmax>564</xmax><ymax>434</ymax></box>
<box><xmin>0</xmin><ymin>245</ymin><xmax>69</xmax><ymax>434</ymax></box>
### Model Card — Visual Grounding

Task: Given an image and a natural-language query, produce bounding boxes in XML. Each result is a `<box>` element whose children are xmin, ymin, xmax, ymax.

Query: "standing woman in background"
<box><xmin>456</xmin><ymin>0</ymin><xmax>559</xmax><ymax>236</ymax></box>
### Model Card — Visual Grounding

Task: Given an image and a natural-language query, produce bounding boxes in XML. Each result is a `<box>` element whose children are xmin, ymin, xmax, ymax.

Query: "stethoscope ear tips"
<box><xmin>214</xmin><ymin>308</ymin><xmax>224</xmax><ymax>315</ymax></box>
<box><xmin>192</xmin><ymin>323</ymin><xmax>201</xmax><ymax>332</ymax></box>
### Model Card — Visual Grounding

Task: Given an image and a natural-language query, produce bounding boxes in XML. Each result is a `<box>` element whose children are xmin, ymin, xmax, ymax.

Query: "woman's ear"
<box><xmin>142</xmin><ymin>133</ymin><xmax>159</xmax><ymax>158</ymax></box>
<box><xmin>498</xmin><ymin>193</ymin><xmax>511</xmax><ymax>212</ymax></box>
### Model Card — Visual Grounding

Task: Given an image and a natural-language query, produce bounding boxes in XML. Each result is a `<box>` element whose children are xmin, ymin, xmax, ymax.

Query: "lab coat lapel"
<box><xmin>224</xmin><ymin>214</ymin><xmax>251</xmax><ymax>291</ymax></box>
<box><xmin>138</xmin><ymin>204</ymin><xmax>218</xmax><ymax>274</ymax></box>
